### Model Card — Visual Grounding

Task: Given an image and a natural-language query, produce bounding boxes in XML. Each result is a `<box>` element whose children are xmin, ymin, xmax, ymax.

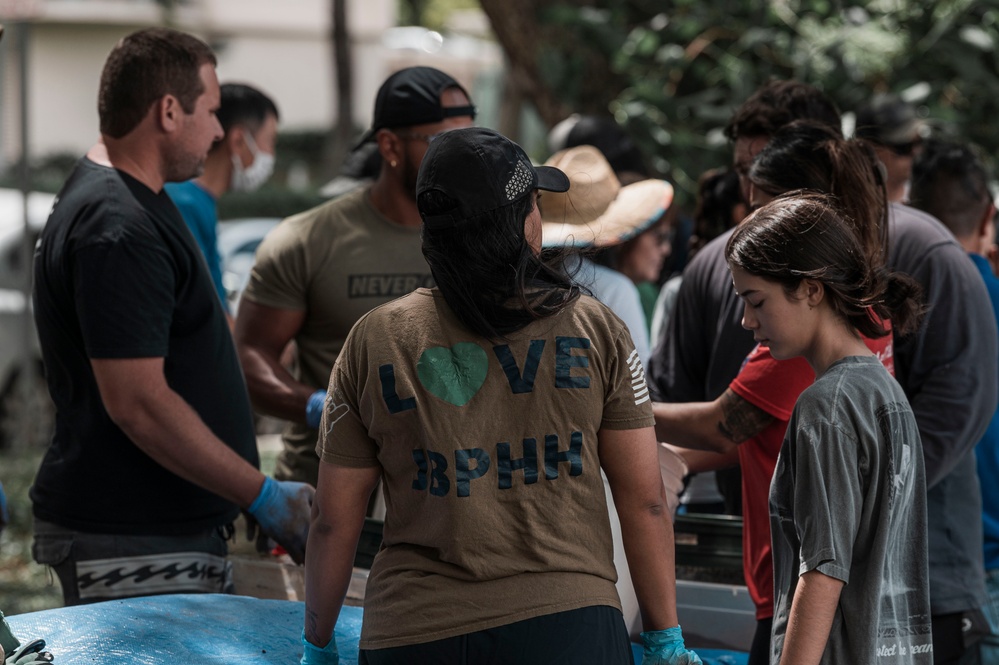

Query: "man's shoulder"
<box><xmin>290</xmin><ymin>187</ymin><xmax>372</xmax><ymax>228</ymax></box>
<box><xmin>164</xmin><ymin>180</ymin><xmax>213</xmax><ymax>207</ymax></box>
<box><xmin>889</xmin><ymin>203</ymin><xmax>960</xmax><ymax>253</ymax></box>
<box><xmin>46</xmin><ymin>160</ymin><xmax>151</xmax><ymax>236</ymax></box>
<box><xmin>686</xmin><ymin>228</ymin><xmax>734</xmax><ymax>270</ymax></box>
<box><xmin>589</xmin><ymin>261</ymin><xmax>639</xmax><ymax>293</ymax></box>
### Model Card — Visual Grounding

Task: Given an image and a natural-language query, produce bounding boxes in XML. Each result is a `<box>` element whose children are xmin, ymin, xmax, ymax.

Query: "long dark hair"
<box><xmin>726</xmin><ymin>192</ymin><xmax>923</xmax><ymax>338</ymax></box>
<box><xmin>749</xmin><ymin>120</ymin><xmax>888</xmax><ymax>266</ymax></box>
<box><xmin>420</xmin><ymin>190</ymin><xmax>581</xmax><ymax>339</ymax></box>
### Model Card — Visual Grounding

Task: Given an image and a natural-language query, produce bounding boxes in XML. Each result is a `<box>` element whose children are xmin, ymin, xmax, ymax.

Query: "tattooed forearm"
<box><xmin>717</xmin><ymin>389</ymin><xmax>774</xmax><ymax>443</ymax></box>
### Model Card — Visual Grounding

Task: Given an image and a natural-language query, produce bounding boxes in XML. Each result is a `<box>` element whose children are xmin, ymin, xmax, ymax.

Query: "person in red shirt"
<box><xmin>653</xmin><ymin>121</ymin><xmax>891</xmax><ymax>665</ymax></box>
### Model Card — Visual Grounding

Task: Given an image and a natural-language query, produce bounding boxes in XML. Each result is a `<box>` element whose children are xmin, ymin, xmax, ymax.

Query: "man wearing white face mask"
<box><xmin>167</xmin><ymin>83</ymin><xmax>279</xmax><ymax>319</ymax></box>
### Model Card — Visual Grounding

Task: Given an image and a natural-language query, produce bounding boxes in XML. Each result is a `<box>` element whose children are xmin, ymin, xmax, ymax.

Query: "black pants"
<box><xmin>747</xmin><ymin>616</ymin><xmax>772</xmax><ymax>665</ymax></box>
<box><xmin>359</xmin><ymin>605</ymin><xmax>633</xmax><ymax>665</ymax></box>
<box><xmin>932</xmin><ymin>609</ymin><xmax>991</xmax><ymax>665</ymax></box>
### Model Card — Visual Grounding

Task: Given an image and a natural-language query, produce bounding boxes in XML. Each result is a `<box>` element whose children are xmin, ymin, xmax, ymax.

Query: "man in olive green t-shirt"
<box><xmin>235</xmin><ymin>66</ymin><xmax>476</xmax><ymax>485</ymax></box>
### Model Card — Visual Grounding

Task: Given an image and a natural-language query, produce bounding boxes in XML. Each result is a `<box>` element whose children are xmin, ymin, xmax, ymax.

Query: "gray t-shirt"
<box><xmin>888</xmin><ymin>203</ymin><xmax>994</xmax><ymax>614</ymax></box>
<box><xmin>770</xmin><ymin>356</ymin><xmax>932</xmax><ymax>665</ymax></box>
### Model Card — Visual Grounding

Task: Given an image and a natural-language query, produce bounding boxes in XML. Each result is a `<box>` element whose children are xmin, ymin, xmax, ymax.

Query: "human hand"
<box><xmin>5</xmin><ymin>639</ymin><xmax>54</xmax><ymax>664</ymax></box>
<box><xmin>241</xmin><ymin>512</ymin><xmax>276</xmax><ymax>555</ymax></box>
<box><xmin>247</xmin><ymin>477</ymin><xmax>315</xmax><ymax>564</ymax></box>
<box><xmin>300</xmin><ymin>630</ymin><xmax>338</xmax><ymax>665</ymax></box>
<box><xmin>658</xmin><ymin>444</ymin><xmax>689</xmax><ymax>516</ymax></box>
<box><xmin>641</xmin><ymin>626</ymin><xmax>702</xmax><ymax>665</ymax></box>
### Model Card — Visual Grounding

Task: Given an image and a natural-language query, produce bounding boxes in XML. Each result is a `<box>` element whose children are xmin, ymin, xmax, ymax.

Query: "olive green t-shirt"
<box><xmin>318</xmin><ymin>288</ymin><xmax>655</xmax><ymax>649</ymax></box>
<box><xmin>242</xmin><ymin>187</ymin><xmax>433</xmax><ymax>483</ymax></box>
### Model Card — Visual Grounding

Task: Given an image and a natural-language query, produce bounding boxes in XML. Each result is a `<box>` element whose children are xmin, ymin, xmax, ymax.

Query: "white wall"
<box><xmin>0</xmin><ymin>0</ymin><xmax>500</xmax><ymax>168</ymax></box>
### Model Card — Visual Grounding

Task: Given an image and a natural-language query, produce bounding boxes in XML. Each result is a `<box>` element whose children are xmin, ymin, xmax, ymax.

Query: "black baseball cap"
<box><xmin>417</xmin><ymin>127</ymin><xmax>570</xmax><ymax>229</ymax></box>
<box><xmin>356</xmin><ymin>66</ymin><xmax>476</xmax><ymax>147</ymax></box>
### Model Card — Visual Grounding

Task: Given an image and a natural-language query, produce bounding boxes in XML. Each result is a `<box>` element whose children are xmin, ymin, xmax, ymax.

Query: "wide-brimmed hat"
<box><xmin>417</xmin><ymin>127</ymin><xmax>569</xmax><ymax>229</ymax></box>
<box><xmin>541</xmin><ymin>146</ymin><xmax>673</xmax><ymax>248</ymax></box>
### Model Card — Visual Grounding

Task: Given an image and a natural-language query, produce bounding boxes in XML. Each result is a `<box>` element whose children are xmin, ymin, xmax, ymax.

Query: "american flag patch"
<box><xmin>628</xmin><ymin>349</ymin><xmax>649</xmax><ymax>405</ymax></box>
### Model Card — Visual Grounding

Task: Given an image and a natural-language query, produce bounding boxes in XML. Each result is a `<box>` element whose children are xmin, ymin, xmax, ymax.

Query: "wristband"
<box><xmin>305</xmin><ymin>390</ymin><xmax>327</xmax><ymax>429</ymax></box>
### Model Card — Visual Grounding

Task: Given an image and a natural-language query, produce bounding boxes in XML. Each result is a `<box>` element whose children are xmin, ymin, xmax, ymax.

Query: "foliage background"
<box><xmin>478</xmin><ymin>0</ymin><xmax>999</xmax><ymax>206</ymax></box>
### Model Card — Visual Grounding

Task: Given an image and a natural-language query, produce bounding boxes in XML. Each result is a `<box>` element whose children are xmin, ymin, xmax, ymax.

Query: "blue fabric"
<box><xmin>6</xmin><ymin>594</ymin><xmax>748</xmax><ymax>665</ymax></box>
<box><xmin>971</xmin><ymin>253</ymin><xmax>999</xmax><ymax>571</ymax></box>
<box><xmin>6</xmin><ymin>595</ymin><xmax>362</xmax><ymax>664</ymax></box>
<box><xmin>0</xmin><ymin>480</ymin><xmax>8</xmax><ymax>531</ymax></box>
<box><xmin>165</xmin><ymin>180</ymin><xmax>228</xmax><ymax>312</ymax></box>
<box><xmin>631</xmin><ymin>643</ymin><xmax>747</xmax><ymax>665</ymax></box>
<box><xmin>985</xmin><ymin>568</ymin><xmax>999</xmax><ymax>634</ymax></box>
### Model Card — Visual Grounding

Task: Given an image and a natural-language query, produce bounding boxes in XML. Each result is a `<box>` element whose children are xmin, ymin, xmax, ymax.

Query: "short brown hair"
<box><xmin>725</xmin><ymin>80</ymin><xmax>841</xmax><ymax>142</ymax></box>
<box><xmin>98</xmin><ymin>28</ymin><xmax>216</xmax><ymax>139</ymax></box>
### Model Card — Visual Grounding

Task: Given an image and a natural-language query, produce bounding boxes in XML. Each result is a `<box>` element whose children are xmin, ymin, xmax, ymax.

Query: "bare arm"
<box><xmin>653</xmin><ymin>388</ymin><xmax>774</xmax><ymax>454</ymax></box>
<box><xmin>234</xmin><ymin>299</ymin><xmax>314</xmax><ymax>424</ymax></box>
<box><xmin>600</xmin><ymin>425</ymin><xmax>679</xmax><ymax>631</ymax></box>
<box><xmin>304</xmin><ymin>461</ymin><xmax>381</xmax><ymax>648</ymax></box>
<box><xmin>91</xmin><ymin>357</ymin><xmax>264</xmax><ymax>507</ymax></box>
<box><xmin>778</xmin><ymin>570</ymin><xmax>844</xmax><ymax>665</ymax></box>
<box><xmin>664</xmin><ymin>443</ymin><xmax>741</xmax><ymax>474</ymax></box>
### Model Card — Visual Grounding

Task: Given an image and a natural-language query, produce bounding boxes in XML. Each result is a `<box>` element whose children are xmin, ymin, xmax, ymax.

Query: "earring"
<box><xmin>390</xmin><ymin>160</ymin><xmax>398</xmax><ymax>168</ymax></box>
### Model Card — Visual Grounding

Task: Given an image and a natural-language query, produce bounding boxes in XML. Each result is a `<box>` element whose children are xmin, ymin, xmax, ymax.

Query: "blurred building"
<box><xmin>0</xmin><ymin>0</ymin><xmax>502</xmax><ymax>169</ymax></box>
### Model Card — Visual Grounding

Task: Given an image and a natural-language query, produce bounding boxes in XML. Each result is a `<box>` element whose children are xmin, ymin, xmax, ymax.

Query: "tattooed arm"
<box><xmin>652</xmin><ymin>388</ymin><xmax>775</xmax><ymax>454</ymax></box>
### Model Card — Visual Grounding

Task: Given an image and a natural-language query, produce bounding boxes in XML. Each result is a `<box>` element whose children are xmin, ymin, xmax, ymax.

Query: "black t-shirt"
<box><xmin>647</xmin><ymin>228</ymin><xmax>755</xmax><ymax>403</ymax></box>
<box><xmin>31</xmin><ymin>158</ymin><xmax>258</xmax><ymax>535</ymax></box>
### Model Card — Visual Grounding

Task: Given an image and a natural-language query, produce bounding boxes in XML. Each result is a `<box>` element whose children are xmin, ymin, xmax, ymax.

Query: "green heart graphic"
<box><xmin>417</xmin><ymin>343</ymin><xmax>489</xmax><ymax>407</ymax></box>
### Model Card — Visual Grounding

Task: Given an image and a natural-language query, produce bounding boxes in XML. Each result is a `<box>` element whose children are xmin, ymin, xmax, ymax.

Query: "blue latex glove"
<box><xmin>305</xmin><ymin>390</ymin><xmax>327</xmax><ymax>429</ymax></box>
<box><xmin>247</xmin><ymin>477</ymin><xmax>315</xmax><ymax>564</ymax></box>
<box><xmin>641</xmin><ymin>625</ymin><xmax>703</xmax><ymax>665</ymax></box>
<box><xmin>300</xmin><ymin>630</ymin><xmax>338</xmax><ymax>665</ymax></box>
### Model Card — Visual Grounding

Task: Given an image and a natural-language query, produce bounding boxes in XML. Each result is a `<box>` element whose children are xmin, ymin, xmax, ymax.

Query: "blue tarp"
<box><xmin>7</xmin><ymin>595</ymin><xmax>359</xmax><ymax>664</ymax></box>
<box><xmin>8</xmin><ymin>594</ymin><xmax>748</xmax><ymax>664</ymax></box>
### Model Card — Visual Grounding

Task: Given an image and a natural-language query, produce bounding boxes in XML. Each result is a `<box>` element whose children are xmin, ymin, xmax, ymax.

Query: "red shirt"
<box><xmin>728</xmin><ymin>324</ymin><xmax>894</xmax><ymax>619</ymax></box>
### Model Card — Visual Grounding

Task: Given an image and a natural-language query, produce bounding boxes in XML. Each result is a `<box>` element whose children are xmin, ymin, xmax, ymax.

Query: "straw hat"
<box><xmin>541</xmin><ymin>146</ymin><xmax>673</xmax><ymax>248</ymax></box>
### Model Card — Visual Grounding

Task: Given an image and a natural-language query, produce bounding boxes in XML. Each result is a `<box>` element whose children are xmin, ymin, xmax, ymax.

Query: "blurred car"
<box><xmin>0</xmin><ymin>188</ymin><xmax>56</xmax><ymax>449</ymax></box>
<box><xmin>218</xmin><ymin>217</ymin><xmax>280</xmax><ymax>314</ymax></box>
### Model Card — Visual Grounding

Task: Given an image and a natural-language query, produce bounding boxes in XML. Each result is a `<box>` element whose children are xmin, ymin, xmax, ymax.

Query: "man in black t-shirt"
<box><xmin>30</xmin><ymin>28</ymin><xmax>313</xmax><ymax>606</ymax></box>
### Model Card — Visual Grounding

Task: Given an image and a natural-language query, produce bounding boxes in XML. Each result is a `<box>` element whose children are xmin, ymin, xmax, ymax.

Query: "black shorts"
<box><xmin>359</xmin><ymin>605</ymin><xmax>633</xmax><ymax>665</ymax></box>
<box><xmin>32</xmin><ymin>518</ymin><xmax>232</xmax><ymax>606</ymax></box>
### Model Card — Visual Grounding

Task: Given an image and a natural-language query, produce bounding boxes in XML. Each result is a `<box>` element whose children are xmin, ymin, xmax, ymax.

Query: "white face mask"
<box><xmin>230</xmin><ymin>131</ymin><xmax>275</xmax><ymax>192</ymax></box>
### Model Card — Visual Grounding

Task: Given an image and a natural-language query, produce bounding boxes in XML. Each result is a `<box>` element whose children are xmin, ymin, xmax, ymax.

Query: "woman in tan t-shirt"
<box><xmin>299</xmin><ymin>128</ymin><xmax>701</xmax><ymax>665</ymax></box>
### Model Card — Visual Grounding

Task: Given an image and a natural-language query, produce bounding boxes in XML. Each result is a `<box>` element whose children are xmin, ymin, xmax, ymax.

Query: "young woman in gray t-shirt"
<box><xmin>726</xmin><ymin>192</ymin><xmax>932</xmax><ymax>665</ymax></box>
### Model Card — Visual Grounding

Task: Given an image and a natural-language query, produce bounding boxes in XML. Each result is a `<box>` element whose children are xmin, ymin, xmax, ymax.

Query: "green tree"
<box><xmin>481</xmin><ymin>0</ymin><xmax>999</xmax><ymax>207</ymax></box>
